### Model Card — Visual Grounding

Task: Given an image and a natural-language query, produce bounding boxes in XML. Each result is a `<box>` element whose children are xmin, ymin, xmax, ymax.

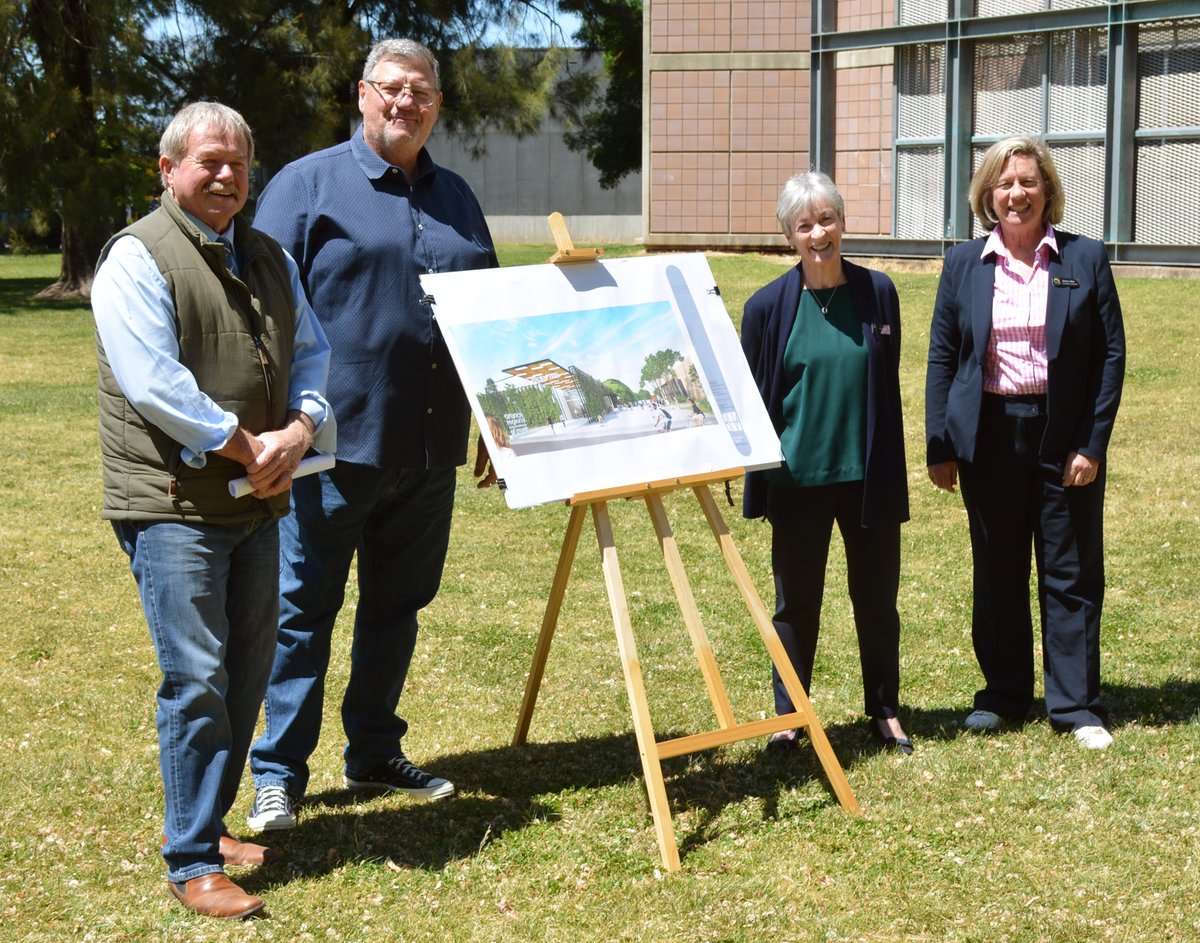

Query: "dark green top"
<box><xmin>765</xmin><ymin>286</ymin><xmax>868</xmax><ymax>487</ymax></box>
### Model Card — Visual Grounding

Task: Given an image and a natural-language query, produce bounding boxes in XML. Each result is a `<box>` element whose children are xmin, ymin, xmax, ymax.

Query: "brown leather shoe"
<box><xmin>167</xmin><ymin>872</ymin><xmax>264</xmax><ymax>919</ymax></box>
<box><xmin>161</xmin><ymin>833</ymin><xmax>282</xmax><ymax>867</ymax></box>
<box><xmin>220</xmin><ymin>833</ymin><xmax>282</xmax><ymax>867</ymax></box>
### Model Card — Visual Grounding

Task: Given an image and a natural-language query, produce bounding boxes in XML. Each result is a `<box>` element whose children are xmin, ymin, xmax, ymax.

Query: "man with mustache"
<box><xmin>245</xmin><ymin>38</ymin><xmax>497</xmax><ymax>832</ymax></box>
<box><xmin>91</xmin><ymin>102</ymin><xmax>335</xmax><ymax>919</ymax></box>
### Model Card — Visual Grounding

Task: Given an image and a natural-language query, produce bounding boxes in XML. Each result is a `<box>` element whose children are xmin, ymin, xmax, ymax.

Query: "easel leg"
<box><xmin>693</xmin><ymin>486</ymin><xmax>860</xmax><ymax>815</ymax></box>
<box><xmin>513</xmin><ymin>503</ymin><xmax>588</xmax><ymax>746</ymax></box>
<box><xmin>592</xmin><ymin>501</ymin><xmax>681</xmax><ymax>872</ymax></box>
<box><xmin>644</xmin><ymin>493</ymin><xmax>736</xmax><ymax>729</ymax></box>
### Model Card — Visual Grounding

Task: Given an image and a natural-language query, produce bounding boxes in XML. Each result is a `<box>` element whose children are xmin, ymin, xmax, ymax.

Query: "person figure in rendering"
<box><xmin>741</xmin><ymin>171</ymin><xmax>913</xmax><ymax>754</ymax></box>
<box><xmin>91</xmin><ymin>102</ymin><xmax>335</xmax><ymax>918</ymax></box>
<box><xmin>246</xmin><ymin>38</ymin><xmax>498</xmax><ymax>832</ymax></box>
<box><xmin>654</xmin><ymin>400</ymin><xmax>673</xmax><ymax>431</ymax></box>
<box><xmin>925</xmin><ymin>135</ymin><xmax>1125</xmax><ymax>749</ymax></box>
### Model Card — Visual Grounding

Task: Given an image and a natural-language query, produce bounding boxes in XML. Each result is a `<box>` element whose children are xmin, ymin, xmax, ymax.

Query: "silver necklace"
<box><xmin>807</xmin><ymin>283</ymin><xmax>840</xmax><ymax>315</ymax></box>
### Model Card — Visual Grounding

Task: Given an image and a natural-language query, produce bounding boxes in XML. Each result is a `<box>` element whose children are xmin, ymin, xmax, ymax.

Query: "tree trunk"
<box><xmin>28</xmin><ymin>0</ymin><xmax>108</xmax><ymax>302</ymax></box>
<box><xmin>34</xmin><ymin>217</ymin><xmax>106</xmax><ymax>302</ymax></box>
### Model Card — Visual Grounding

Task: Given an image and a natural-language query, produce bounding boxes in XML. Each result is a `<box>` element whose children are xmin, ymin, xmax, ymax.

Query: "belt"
<box><xmin>984</xmin><ymin>391</ymin><xmax>1047</xmax><ymax>418</ymax></box>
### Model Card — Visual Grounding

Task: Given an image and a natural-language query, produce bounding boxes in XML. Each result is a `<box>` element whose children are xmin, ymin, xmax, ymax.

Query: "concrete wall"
<box><xmin>430</xmin><ymin>56</ymin><xmax>644</xmax><ymax>244</ymax></box>
<box><xmin>433</xmin><ymin>124</ymin><xmax>644</xmax><ymax>243</ymax></box>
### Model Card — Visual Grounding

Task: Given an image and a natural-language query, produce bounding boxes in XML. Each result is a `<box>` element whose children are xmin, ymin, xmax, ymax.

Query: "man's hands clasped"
<box><xmin>217</xmin><ymin>410</ymin><xmax>315</xmax><ymax>498</ymax></box>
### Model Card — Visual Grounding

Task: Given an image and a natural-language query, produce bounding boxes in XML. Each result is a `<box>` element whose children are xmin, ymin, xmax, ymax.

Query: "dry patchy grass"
<box><xmin>1</xmin><ymin>252</ymin><xmax>1197</xmax><ymax>943</ymax></box>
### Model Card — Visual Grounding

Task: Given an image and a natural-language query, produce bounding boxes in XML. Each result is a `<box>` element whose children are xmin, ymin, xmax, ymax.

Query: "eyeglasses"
<box><xmin>365</xmin><ymin>79</ymin><xmax>439</xmax><ymax>108</ymax></box>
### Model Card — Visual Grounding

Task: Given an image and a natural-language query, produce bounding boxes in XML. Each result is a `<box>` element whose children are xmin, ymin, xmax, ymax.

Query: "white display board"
<box><xmin>421</xmin><ymin>253</ymin><xmax>781</xmax><ymax>508</ymax></box>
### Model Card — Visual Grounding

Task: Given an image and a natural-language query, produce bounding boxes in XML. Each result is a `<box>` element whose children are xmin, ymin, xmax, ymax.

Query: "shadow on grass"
<box><xmin>898</xmin><ymin>676</ymin><xmax>1200</xmax><ymax>740</ymax></box>
<box><xmin>246</xmin><ymin>732</ymin><xmax>645</xmax><ymax>887</ymax></box>
<box><xmin>892</xmin><ymin>704</ymin><xmax>968</xmax><ymax>742</ymax></box>
<box><xmin>0</xmin><ymin>276</ymin><xmax>87</xmax><ymax>313</ymax></box>
<box><xmin>239</xmin><ymin>678</ymin><xmax>1197</xmax><ymax>889</ymax></box>
<box><xmin>1106</xmin><ymin>677</ymin><xmax>1199</xmax><ymax>727</ymax></box>
<box><xmin>239</xmin><ymin>726</ymin><xmax>879</xmax><ymax>888</ymax></box>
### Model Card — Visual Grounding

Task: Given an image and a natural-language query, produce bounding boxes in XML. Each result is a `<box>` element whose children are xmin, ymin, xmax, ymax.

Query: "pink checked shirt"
<box><xmin>982</xmin><ymin>225</ymin><xmax>1058</xmax><ymax>395</ymax></box>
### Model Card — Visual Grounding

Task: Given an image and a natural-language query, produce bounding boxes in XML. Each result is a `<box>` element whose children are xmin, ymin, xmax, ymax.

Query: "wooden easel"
<box><xmin>545</xmin><ymin>211</ymin><xmax>603</xmax><ymax>264</ymax></box>
<box><xmin>511</xmin><ymin>217</ymin><xmax>859</xmax><ymax>871</ymax></box>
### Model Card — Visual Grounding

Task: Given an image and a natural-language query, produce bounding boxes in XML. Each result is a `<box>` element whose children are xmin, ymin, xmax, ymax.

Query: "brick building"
<box><xmin>643</xmin><ymin>0</ymin><xmax>1200</xmax><ymax>264</ymax></box>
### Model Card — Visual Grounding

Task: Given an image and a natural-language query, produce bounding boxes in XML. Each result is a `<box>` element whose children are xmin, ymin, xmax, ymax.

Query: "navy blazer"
<box><xmin>740</xmin><ymin>259</ymin><xmax>910</xmax><ymax>527</ymax></box>
<box><xmin>925</xmin><ymin>230</ymin><xmax>1125</xmax><ymax>467</ymax></box>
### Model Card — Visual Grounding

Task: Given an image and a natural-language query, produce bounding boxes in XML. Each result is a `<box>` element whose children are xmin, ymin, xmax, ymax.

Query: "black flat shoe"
<box><xmin>765</xmin><ymin>730</ymin><xmax>800</xmax><ymax>751</ymax></box>
<box><xmin>870</xmin><ymin>720</ymin><xmax>914</xmax><ymax>756</ymax></box>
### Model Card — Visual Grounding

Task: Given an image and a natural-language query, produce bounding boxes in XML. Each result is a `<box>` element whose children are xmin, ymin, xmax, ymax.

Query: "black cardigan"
<box><xmin>739</xmin><ymin>259</ymin><xmax>910</xmax><ymax>527</ymax></box>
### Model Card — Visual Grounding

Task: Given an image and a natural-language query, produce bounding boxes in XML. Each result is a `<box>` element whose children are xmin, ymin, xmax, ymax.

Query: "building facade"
<box><xmin>644</xmin><ymin>0</ymin><xmax>1200</xmax><ymax>264</ymax></box>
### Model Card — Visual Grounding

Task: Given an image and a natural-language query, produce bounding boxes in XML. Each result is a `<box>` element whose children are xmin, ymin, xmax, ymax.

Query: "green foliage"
<box><xmin>478</xmin><ymin>376</ymin><xmax>558</xmax><ymax>432</ymax></box>
<box><xmin>602</xmin><ymin>376</ymin><xmax>637</xmax><ymax>405</ymax></box>
<box><xmin>0</xmin><ymin>0</ymin><xmax>626</xmax><ymax>292</ymax></box>
<box><xmin>557</xmin><ymin>0</ymin><xmax>642</xmax><ymax>188</ymax></box>
<box><xmin>639</xmin><ymin>346</ymin><xmax>683</xmax><ymax>394</ymax></box>
<box><xmin>0</xmin><ymin>0</ymin><xmax>163</xmax><ymax>290</ymax></box>
<box><xmin>147</xmin><ymin>0</ymin><xmax>368</xmax><ymax>174</ymax></box>
<box><xmin>0</xmin><ymin>208</ymin><xmax>53</xmax><ymax>254</ymax></box>
<box><xmin>149</xmin><ymin>1</ymin><xmax>581</xmax><ymax>173</ymax></box>
<box><xmin>4</xmin><ymin>251</ymin><xmax>1198</xmax><ymax>941</ymax></box>
<box><xmin>568</xmin><ymin>363</ymin><xmax>614</xmax><ymax>419</ymax></box>
<box><xmin>442</xmin><ymin>43</ymin><xmax>568</xmax><ymax>154</ymax></box>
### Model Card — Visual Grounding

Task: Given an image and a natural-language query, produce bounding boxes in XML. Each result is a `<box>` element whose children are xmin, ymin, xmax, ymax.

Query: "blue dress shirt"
<box><xmin>253</xmin><ymin>131</ymin><xmax>497</xmax><ymax>469</ymax></box>
<box><xmin>91</xmin><ymin>214</ymin><xmax>336</xmax><ymax>469</ymax></box>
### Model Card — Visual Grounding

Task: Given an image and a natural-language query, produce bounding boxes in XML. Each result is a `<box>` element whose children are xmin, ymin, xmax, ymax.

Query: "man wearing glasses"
<box><xmin>247</xmin><ymin>38</ymin><xmax>498</xmax><ymax>833</ymax></box>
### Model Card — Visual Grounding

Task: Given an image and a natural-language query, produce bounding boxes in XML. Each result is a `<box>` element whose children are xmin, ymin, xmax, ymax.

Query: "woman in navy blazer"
<box><xmin>742</xmin><ymin>172</ymin><xmax>912</xmax><ymax>754</ymax></box>
<box><xmin>925</xmin><ymin>136</ymin><xmax>1125</xmax><ymax>749</ymax></box>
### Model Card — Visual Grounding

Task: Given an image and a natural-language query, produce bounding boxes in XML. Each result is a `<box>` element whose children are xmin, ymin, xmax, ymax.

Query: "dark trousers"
<box><xmin>958</xmin><ymin>394</ymin><xmax>1107</xmax><ymax>729</ymax></box>
<box><xmin>766</xmin><ymin>480</ymin><xmax>902</xmax><ymax>719</ymax></box>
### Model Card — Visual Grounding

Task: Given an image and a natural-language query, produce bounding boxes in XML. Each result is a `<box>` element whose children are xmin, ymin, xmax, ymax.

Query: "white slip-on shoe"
<box><xmin>1073</xmin><ymin>725</ymin><xmax>1113</xmax><ymax>750</ymax></box>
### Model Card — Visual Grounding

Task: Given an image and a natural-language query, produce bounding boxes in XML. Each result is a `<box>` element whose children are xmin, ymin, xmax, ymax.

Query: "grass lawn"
<box><xmin>0</xmin><ymin>249</ymin><xmax>1197</xmax><ymax>942</ymax></box>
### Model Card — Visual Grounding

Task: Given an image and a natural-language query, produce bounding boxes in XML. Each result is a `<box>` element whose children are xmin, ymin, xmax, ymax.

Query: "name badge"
<box><xmin>1052</xmin><ymin>276</ymin><xmax>1079</xmax><ymax>288</ymax></box>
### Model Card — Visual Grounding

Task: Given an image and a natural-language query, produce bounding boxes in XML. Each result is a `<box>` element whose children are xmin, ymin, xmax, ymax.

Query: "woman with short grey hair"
<box><xmin>741</xmin><ymin>171</ymin><xmax>913</xmax><ymax>754</ymax></box>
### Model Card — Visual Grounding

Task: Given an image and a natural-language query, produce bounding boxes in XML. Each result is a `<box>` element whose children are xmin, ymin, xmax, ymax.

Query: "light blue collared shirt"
<box><xmin>91</xmin><ymin>213</ymin><xmax>336</xmax><ymax>468</ymax></box>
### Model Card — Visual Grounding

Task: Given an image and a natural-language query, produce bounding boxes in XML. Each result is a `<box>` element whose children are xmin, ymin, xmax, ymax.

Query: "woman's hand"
<box><xmin>928</xmin><ymin>460</ymin><xmax>959</xmax><ymax>492</ymax></box>
<box><xmin>1063</xmin><ymin>451</ymin><xmax>1100</xmax><ymax>487</ymax></box>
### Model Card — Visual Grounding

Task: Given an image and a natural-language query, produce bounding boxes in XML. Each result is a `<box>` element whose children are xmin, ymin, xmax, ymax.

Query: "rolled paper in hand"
<box><xmin>228</xmin><ymin>452</ymin><xmax>336</xmax><ymax>498</ymax></box>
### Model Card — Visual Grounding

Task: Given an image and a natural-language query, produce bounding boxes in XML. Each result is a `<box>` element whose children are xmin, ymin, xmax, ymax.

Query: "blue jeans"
<box><xmin>250</xmin><ymin>462</ymin><xmax>456</xmax><ymax>796</ymax></box>
<box><xmin>113</xmin><ymin>517</ymin><xmax>279</xmax><ymax>884</ymax></box>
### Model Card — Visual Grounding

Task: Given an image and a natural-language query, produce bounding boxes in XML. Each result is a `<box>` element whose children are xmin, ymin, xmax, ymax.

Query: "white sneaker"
<box><xmin>1073</xmin><ymin>725</ymin><xmax>1113</xmax><ymax>750</ymax></box>
<box><xmin>247</xmin><ymin>783</ymin><xmax>297</xmax><ymax>831</ymax></box>
<box><xmin>964</xmin><ymin>709</ymin><xmax>1002</xmax><ymax>731</ymax></box>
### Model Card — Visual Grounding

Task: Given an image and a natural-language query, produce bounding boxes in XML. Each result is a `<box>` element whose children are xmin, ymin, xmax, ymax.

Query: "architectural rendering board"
<box><xmin>421</xmin><ymin>254</ymin><xmax>781</xmax><ymax>509</ymax></box>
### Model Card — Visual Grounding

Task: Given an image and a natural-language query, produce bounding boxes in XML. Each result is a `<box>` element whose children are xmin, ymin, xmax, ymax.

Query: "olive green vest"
<box><xmin>95</xmin><ymin>193</ymin><xmax>296</xmax><ymax>522</ymax></box>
